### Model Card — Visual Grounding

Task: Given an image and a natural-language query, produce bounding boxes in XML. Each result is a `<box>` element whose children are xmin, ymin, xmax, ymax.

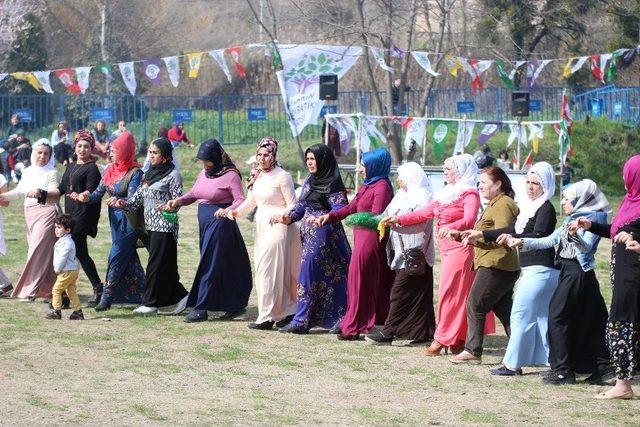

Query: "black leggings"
<box><xmin>71</xmin><ymin>232</ymin><xmax>101</xmax><ymax>288</ymax></box>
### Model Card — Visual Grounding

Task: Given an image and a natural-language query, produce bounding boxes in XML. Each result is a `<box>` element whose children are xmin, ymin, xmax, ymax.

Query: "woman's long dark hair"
<box><xmin>481</xmin><ymin>166</ymin><xmax>515</xmax><ymax>199</ymax></box>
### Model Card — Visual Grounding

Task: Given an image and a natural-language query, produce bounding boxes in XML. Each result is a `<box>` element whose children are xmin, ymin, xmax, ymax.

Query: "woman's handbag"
<box><xmin>397</xmin><ymin>234</ymin><xmax>426</xmax><ymax>275</ymax></box>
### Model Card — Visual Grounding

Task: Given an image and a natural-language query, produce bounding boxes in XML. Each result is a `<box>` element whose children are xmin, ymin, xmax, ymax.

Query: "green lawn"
<box><xmin>0</xmin><ymin>143</ymin><xmax>637</xmax><ymax>425</ymax></box>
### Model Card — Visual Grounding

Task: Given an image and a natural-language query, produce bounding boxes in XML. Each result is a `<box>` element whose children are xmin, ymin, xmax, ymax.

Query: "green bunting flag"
<box><xmin>495</xmin><ymin>60</ymin><xmax>515</xmax><ymax>89</ymax></box>
<box><xmin>605</xmin><ymin>49</ymin><xmax>627</xmax><ymax>83</ymax></box>
<box><xmin>432</xmin><ymin>121</ymin><xmax>449</xmax><ymax>161</ymax></box>
<box><xmin>98</xmin><ymin>63</ymin><xmax>111</xmax><ymax>76</ymax></box>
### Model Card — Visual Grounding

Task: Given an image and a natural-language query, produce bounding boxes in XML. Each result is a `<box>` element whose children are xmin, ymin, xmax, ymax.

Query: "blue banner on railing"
<box><xmin>12</xmin><ymin>108</ymin><xmax>34</xmax><ymax>123</ymax></box>
<box><xmin>456</xmin><ymin>101</ymin><xmax>475</xmax><ymax>114</ymax></box>
<box><xmin>90</xmin><ymin>108</ymin><xmax>115</xmax><ymax>123</ymax></box>
<box><xmin>246</xmin><ymin>108</ymin><xmax>267</xmax><ymax>121</ymax></box>
<box><xmin>172</xmin><ymin>109</ymin><xmax>194</xmax><ymax>123</ymax></box>
<box><xmin>529</xmin><ymin>100</ymin><xmax>542</xmax><ymax>111</ymax></box>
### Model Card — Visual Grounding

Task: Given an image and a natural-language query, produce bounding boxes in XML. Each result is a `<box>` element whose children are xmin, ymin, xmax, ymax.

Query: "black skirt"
<box><xmin>142</xmin><ymin>231</ymin><xmax>188</xmax><ymax>307</ymax></box>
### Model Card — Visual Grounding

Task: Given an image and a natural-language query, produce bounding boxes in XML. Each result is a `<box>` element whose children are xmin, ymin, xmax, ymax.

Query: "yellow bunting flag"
<box><xmin>562</xmin><ymin>57</ymin><xmax>576</xmax><ymax>78</ymax></box>
<box><xmin>10</xmin><ymin>72</ymin><xmax>43</xmax><ymax>91</ymax></box>
<box><xmin>187</xmin><ymin>52</ymin><xmax>204</xmax><ymax>78</ymax></box>
<box><xmin>445</xmin><ymin>55</ymin><xmax>463</xmax><ymax>77</ymax></box>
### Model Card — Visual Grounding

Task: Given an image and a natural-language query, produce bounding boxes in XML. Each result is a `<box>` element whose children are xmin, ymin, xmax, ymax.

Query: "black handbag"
<box><xmin>397</xmin><ymin>234</ymin><xmax>426</xmax><ymax>275</ymax></box>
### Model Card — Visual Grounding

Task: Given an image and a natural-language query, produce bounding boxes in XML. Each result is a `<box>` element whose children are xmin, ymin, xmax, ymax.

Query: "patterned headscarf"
<box><xmin>563</xmin><ymin>179</ymin><xmax>611</xmax><ymax>217</ymax></box>
<box><xmin>246</xmin><ymin>136</ymin><xmax>279</xmax><ymax>189</ymax></box>
<box><xmin>73</xmin><ymin>129</ymin><xmax>96</xmax><ymax>149</ymax></box>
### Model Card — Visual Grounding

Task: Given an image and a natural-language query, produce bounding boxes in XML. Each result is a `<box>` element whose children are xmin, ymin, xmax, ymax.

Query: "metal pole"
<box><xmin>421</xmin><ymin>118</ymin><xmax>428</xmax><ymax>165</ymax></box>
<box><xmin>516</xmin><ymin>118</ymin><xmax>522</xmax><ymax>170</ymax></box>
<box><xmin>355</xmin><ymin>114</ymin><xmax>363</xmax><ymax>192</ymax></box>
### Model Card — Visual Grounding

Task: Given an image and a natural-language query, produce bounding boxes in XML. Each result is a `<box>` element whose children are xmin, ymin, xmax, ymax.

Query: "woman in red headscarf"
<box><xmin>75</xmin><ymin>131</ymin><xmax>146</xmax><ymax>311</ymax></box>
<box><xmin>572</xmin><ymin>154</ymin><xmax>640</xmax><ymax>400</ymax></box>
<box><xmin>58</xmin><ymin>130</ymin><xmax>103</xmax><ymax>304</ymax></box>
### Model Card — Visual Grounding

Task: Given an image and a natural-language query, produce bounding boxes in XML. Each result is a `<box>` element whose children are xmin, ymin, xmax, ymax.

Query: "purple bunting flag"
<box><xmin>143</xmin><ymin>58</ymin><xmax>163</xmax><ymax>85</ymax></box>
<box><xmin>477</xmin><ymin>123</ymin><xmax>500</xmax><ymax>145</ymax></box>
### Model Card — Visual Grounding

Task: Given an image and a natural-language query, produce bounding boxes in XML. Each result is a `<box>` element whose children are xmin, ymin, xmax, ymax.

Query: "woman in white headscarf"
<box><xmin>381</xmin><ymin>154</ymin><xmax>494</xmax><ymax>354</ymax></box>
<box><xmin>365</xmin><ymin>162</ymin><xmax>436</xmax><ymax>345</ymax></box>
<box><xmin>0</xmin><ymin>139</ymin><xmax>60</xmax><ymax>300</ymax></box>
<box><xmin>463</xmin><ymin>161</ymin><xmax>559</xmax><ymax>375</ymax></box>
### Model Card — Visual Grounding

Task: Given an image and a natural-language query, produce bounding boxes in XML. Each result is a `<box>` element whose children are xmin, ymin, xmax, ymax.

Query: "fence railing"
<box><xmin>1</xmin><ymin>86</ymin><xmax>636</xmax><ymax>146</ymax></box>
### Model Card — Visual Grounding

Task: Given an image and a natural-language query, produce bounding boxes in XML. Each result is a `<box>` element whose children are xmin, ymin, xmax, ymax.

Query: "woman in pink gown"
<box><xmin>383</xmin><ymin>153</ymin><xmax>495</xmax><ymax>354</ymax></box>
<box><xmin>317</xmin><ymin>148</ymin><xmax>394</xmax><ymax>340</ymax></box>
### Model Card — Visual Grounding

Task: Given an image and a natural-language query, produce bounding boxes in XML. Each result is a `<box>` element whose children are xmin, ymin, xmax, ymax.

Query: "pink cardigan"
<box><xmin>398</xmin><ymin>190</ymin><xmax>480</xmax><ymax>230</ymax></box>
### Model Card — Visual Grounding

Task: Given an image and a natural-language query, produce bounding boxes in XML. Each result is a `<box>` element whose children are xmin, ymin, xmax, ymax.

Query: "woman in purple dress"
<box><xmin>272</xmin><ymin>144</ymin><xmax>351</xmax><ymax>333</ymax></box>
<box><xmin>317</xmin><ymin>148</ymin><xmax>394</xmax><ymax>340</ymax></box>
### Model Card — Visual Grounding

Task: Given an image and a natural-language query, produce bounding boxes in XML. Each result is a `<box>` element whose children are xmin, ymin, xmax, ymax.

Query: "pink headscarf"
<box><xmin>611</xmin><ymin>154</ymin><xmax>640</xmax><ymax>237</ymax></box>
<box><xmin>102</xmin><ymin>131</ymin><xmax>140</xmax><ymax>186</ymax></box>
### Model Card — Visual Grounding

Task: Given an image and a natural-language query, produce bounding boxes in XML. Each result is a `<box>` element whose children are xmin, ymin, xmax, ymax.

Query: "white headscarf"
<box><xmin>434</xmin><ymin>153</ymin><xmax>479</xmax><ymax>205</ymax></box>
<box><xmin>387</xmin><ymin>162</ymin><xmax>433</xmax><ymax>213</ymax></box>
<box><xmin>514</xmin><ymin>161</ymin><xmax>556</xmax><ymax>233</ymax></box>
<box><xmin>18</xmin><ymin>138</ymin><xmax>55</xmax><ymax>193</ymax></box>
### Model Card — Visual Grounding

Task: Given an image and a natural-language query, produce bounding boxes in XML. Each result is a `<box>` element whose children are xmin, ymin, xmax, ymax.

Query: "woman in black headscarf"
<box><xmin>115</xmin><ymin>137</ymin><xmax>187</xmax><ymax>316</ymax></box>
<box><xmin>271</xmin><ymin>143</ymin><xmax>351</xmax><ymax>333</ymax></box>
<box><xmin>166</xmin><ymin>139</ymin><xmax>252</xmax><ymax>322</ymax></box>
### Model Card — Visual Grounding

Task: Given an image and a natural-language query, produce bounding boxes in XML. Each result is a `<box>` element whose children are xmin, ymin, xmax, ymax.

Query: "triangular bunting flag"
<box><xmin>187</xmin><ymin>52</ymin><xmax>204</xmax><ymax>78</ymax></box>
<box><xmin>522</xmin><ymin>150</ymin><xmax>534</xmax><ymax>169</ymax></box>
<box><xmin>143</xmin><ymin>58</ymin><xmax>163</xmax><ymax>85</ymax></box>
<box><xmin>369</xmin><ymin>46</ymin><xmax>394</xmax><ymax>73</ymax></box>
<box><xmin>432</xmin><ymin>121</ymin><xmax>449</xmax><ymax>161</ymax></box>
<box><xmin>411</xmin><ymin>51</ymin><xmax>439</xmax><ymax>77</ymax></box>
<box><xmin>33</xmin><ymin>70</ymin><xmax>53</xmax><ymax>93</ymax></box>
<box><xmin>118</xmin><ymin>62</ymin><xmax>137</xmax><ymax>95</ymax></box>
<box><xmin>570</xmin><ymin>56</ymin><xmax>589</xmax><ymax>74</ymax></box>
<box><xmin>404</xmin><ymin>119</ymin><xmax>427</xmax><ymax>151</ymax></box>
<box><xmin>225</xmin><ymin>46</ymin><xmax>246</xmax><ymax>78</ymax></box>
<box><xmin>620</xmin><ymin>48</ymin><xmax>637</xmax><ymax>70</ymax></box>
<box><xmin>98</xmin><ymin>63</ymin><xmax>111</xmax><ymax>77</ymax></box>
<box><xmin>454</xmin><ymin>121</ymin><xmax>475</xmax><ymax>154</ymax></box>
<box><xmin>477</xmin><ymin>123</ymin><xmax>500</xmax><ymax>145</ymax></box>
<box><xmin>526</xmin><ymin>59</ymin><xmax>551</xmax><ymax>88</ymax></box>
<box><xmin>162</xmin><ymin>56</ymin><xmax>180</xmax><ymax>87</ymax></box>
<box><xmin>390</xmin><ymin>44</ymin><xmax>406</xmax><ymax>58</ymax></box>
<box><xmin>0</xmin><ymin>73</ymin><xmax>7</xmax><ymax>83</ymax></box>
<box><xmin>209</xmin><ymin>49</ymin><xmax>232</xmax><ymax>83</ymax></box>
<box><xmin>509</xmin><ymin>61</ymin><xmax>526</xmax><ymax>80</ymax></box>
<box><xmin>359</xmin><ymin>116</ymin><xmax>386</xmax><ymax>153</ymax></box>
<box><xmin>11</xmin><ymin>72</ymin><xmax>43</xmax><ymax>91</ymax></box>
<box><xmin>55</xmin><ymin>68</ymin><xmax>81</xmax><ymax>94</ymax></box>
<box><xmin>590</xmin><ymin>55</ymin><xmax>605</xmax><ymax>82</ymax></box>
<box><xmin>527</xmin><ymin>123</ymin><xmax>544</xmax><ymax>153</ymax></box>
<box><xmin>75</xmin><ymin>66</ymin><xmax>92</xmax><ymax>94</ymax></box>
<box><xmin>465</xmin><ymin>59</ymin><xmax>492</xmax><ymax>93</ymax></box>
<box><xmin>444</xmin><ymin>55</ymin><xmax>463</xmax><ymax>77</ymax></box>
<box><xmin>507</xmin><ymin>123</ymin><xmax>527</xmax><ymax>147</ymax></box>
<box><xmin>605</xmin><ymin>49</ymin><xmax>629</xmax><ymax>83</ymax></box>
<box><xmin>495</xmin><ymin>60</ymin><xmax>515</xmax><ymax>89</ymax></box>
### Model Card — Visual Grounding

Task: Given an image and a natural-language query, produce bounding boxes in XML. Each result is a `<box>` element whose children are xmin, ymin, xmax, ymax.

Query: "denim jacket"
<box><xmin>521</xmin><ymin>210</ymin><xmax>606</xmax><ymax>272</ymax></box>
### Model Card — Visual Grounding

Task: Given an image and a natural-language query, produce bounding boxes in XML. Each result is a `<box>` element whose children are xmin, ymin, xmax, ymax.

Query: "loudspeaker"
<box><xmin>319</xmin><ymin>74</ymin><xmax>338</xmax><ymax>100</ymax></box>
<box><xmin>511</xmin><ymin>91</ymin><xmax>530</xmax><ymax>117</ymax></box>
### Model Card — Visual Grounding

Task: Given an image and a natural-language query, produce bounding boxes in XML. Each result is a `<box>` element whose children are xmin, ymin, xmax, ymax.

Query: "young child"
<box><xmin>45</xmin><ymin>214</ymin><xmax>84</xmax><ymax>320</ymax></box>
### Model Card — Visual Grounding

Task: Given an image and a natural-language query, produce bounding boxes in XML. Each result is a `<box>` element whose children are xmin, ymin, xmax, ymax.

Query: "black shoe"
<box><xmin>94</xmin><ymin>301</ymin><xmax>111</xmax><ymax>312</ymax></box>
<box><xmin>364</xmin><ymin>329</ymin><xmax>393</xmax><ymax>345</ymax></box>
<box><xmin>88</xmin><ymin>283</ymin><xmax>104</xmax><ymax>306</ymax></box>
<box><xmin>45</xmin><ymin>309</ymin><xmax>62</xmax><ymax>320</ymax></box>
<box><xmin>219</xmin><ymin>308</ymin><xmax>246</xmax><ymax>320</ymax></box>
<box><xmin>279</xmin><ymin>323</ymin><xmax>308</xmax><ymax>334</ymax></box>
<box><xmin>248</xmin><ymin>320</ymin><xmax>274</xmax><ymax>330</ymax></box>
<box><xmin>489</xmin><ymin>365</ymin><xmax>523</xmax><ymax>376</ymax></box>
<box><xmin>337</xmin><ymin>333</ymin><xmax>360</xmax><ymax>341</ymax></box>
<box><xmin>184</xmin><ymin>309</ymin><xmax>208</xmax><ymax>323</ymax></box>
<box><xmin>69</xmin><ymin>310</ymin><xmax>84</xmax><ymax>320</ymax></box>
<box><xmin>61</xmin><ymin>294</ymin><xmax>70</xmax><ymax>309</ymax></box>
<box><xmin>329</xmin><ymin>325</ymin><xmax>342</xmax><ymax>334</ymax></box>
<box><xmin>585</xmin><ymin>366</ymin><xmax>617</xmax><ymax>386</ymax></box>
<box><xmin>275</xmin><ymin>314</ymin><xmax>294</xmax><ymax>328</ymax></box>
<box><xmin>542</xmin><ymin>371</ymin><xmax>576</xmax><ymax>385</ymax></box>
<box><xmin>538</xmin><ymin>369</ymin><xmax>553</xmax><ymax>378</ymax></box>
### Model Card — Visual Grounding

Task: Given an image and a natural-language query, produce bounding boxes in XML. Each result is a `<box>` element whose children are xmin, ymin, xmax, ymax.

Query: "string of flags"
<box><xmin>1</xmin><ymin>43</ymin><xmax>638</xmax><ymax>97</ymax></box>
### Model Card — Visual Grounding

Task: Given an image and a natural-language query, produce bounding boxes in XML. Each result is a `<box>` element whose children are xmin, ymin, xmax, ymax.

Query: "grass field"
<box><xmin>0</xmin><ymin>143</ymin><xmax>638</xmax><ymax>425</ymax></box>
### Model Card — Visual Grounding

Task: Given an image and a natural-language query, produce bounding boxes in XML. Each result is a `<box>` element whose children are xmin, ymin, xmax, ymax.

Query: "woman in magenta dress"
<box><xmin>383</xmin><ymin>153</ymin><xmax>495</xmax><ymax>355</ymax></box>
<box><xmin>317</xmin><ymin>148</ymin><xmax>394</xmax><ymax>340</ymax></box>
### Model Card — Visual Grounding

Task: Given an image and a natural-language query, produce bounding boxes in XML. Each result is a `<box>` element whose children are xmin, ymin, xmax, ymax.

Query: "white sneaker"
<box><xmin>133</xmin><ymin>305</ymin><xmax>157</xmax><ymax>316</ymax></box>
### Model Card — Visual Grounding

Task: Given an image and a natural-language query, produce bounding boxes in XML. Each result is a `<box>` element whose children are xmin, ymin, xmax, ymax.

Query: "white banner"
<box><xmin>454</xmin><ymin>121</ymin><xmax>475</xmax><ymax>154</ymax></box>
<box><xmin>411</xmin><ymin>51</ymin><xmax>439</xmax><ymax>77</ymax></box>
<box><xmin>118</xmin><ymin>62</ymin><xmax>137</xmax><ymax>95</ymax></box>
<box><xmin>75</xmin><ymin>66</ymin><xmax>92</xmax><ymax>94</ymax></box>
<box><xmin>33</xmin><ymin>70</ymin><xmax>53</xmax><ymax>94</ymax></box>
<box><xmin>404</xmin><ymin>119</ymin><xmax>427</xmax><ymax>151</ymax></box>
<box><xmin>359</xmin><ymin>116</ymin><xmax>386</xmax><ymax>153</ymax></box>
<box><xmin>209</xmin><ymin>49</ymin><xmax>232</xmax><ymax>83</ymax></box>
<box><xmin>162</xmin><ymin>56</ymin><xmax>180</xmax><ymax>87</ymax></box>
<box><xmin>0</xmin><ymin>73</ymin><xmax>7</xmax><ymax>83</ymax></box>
<box><xmin>327</xmin><ymin>116</ymin><xmax>357</xmax><ymax>155</ymax></box>
<box><xmin>570</xmin><ymin>56</ymin><xmax>589</xmax><ymax>74</ymax></box>
<box><xmin>508</xmin><ymin>123</ymin><xmax>528</xmax><ymax>147</ymax></box>
<box><xmin>278</xmin><ymin>44</ymin><xmax>363</xmax><ymax>137</ymax></box>
<box><xmin>369</xmin><ymin>46</ymin><xmax>394</xmax><ymax>73</ymax></box>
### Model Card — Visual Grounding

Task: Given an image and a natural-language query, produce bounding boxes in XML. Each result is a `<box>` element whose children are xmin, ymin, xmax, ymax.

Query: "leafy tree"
<box><xmin>2</xmin><ymin>13</ymin><xmax>47</xmax><ymax>93</ymax></box>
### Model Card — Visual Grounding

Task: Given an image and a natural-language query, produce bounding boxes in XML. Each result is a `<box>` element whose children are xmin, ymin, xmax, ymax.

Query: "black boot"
<box><xmin>88</xmin><ymin>283</ymin><xmax>103</xmax><ymax>306</ymax></box>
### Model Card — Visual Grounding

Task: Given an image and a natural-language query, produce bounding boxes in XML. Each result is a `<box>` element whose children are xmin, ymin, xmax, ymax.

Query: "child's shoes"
<box><xmin>45</xmin><ymin>309</ymin><xmax>62</xmax><ymax>320</ymax></box>
<box><xmin>69</xmin><ymin>310</ymin><xmax>84</xmax><ymax>320</ymax></box>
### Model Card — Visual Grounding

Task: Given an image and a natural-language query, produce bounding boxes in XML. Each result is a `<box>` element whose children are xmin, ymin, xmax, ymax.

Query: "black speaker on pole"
<box><xmin>511</xmin><ymin>91</ymin><xmax>530</xmax><ymax>117</ymax></box>
<box><xmin>319</xmin><ymin>74</ymin><xmax>338</xmax><ymax>100</ymax></box>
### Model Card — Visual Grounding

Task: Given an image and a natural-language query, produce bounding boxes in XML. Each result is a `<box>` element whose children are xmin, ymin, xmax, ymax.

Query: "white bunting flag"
<box><xmin>75</xmin><ymin>66</ymin><xmax>92</xmax><ymax>94</ymax></box>
<box><xmin>209</xmin><ymin>49</ymin><xmax>232</xmax><ymax>83</ymax></box>
<box><xmin>162</xmin><ymin>56</ymin><xmax>180</xmax><ymax>87</ymax></box>
<box><xmin>33</xmin><ymin>70</ymin><xmax>54</xmax><ymax>94</ymax></box>
<box><xmin>509</xmin><ymin>61</ymin><xmax>527</xmax><ymax>80</ymax></box>
<box><xmin>118</xmin><ymin>62</ymin><xmax>137</xmax><ymax>96</ymax></box>
<box><xmin>0</xmin><ymin>73</ymin><xmax>7</xmax><ymax>83</ymax></box>
<box><xmin>404</xmin><ymin>119</ymin><xmax>427</xmax><ymax>151</ymax></box>
<box><xmin>454</xmin><ymin>121</ymin><xmax>475</xmax><ymax>154</ymax></box>
<box><xmin>369</xmin><ymin>46</ymin><xmax>394</xmax><ymax>73</ymax></box>
<box><xmin>570</xmin><ymin>56</ymin><xmax>589</xmax><ymax>74</ymax></box>
<box><xmin>411</xmin><ymin>51</ymin><xmax>439</xmax><ymax>77</ymax></box>
<box><xmin>508</xmin><ymin>123</ymin><xmax>528</xmax><ymax>147</ymax></box>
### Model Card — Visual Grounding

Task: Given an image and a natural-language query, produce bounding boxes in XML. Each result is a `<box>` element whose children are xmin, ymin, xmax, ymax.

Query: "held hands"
<box><xmin>568</xmin><ymin>217</ymin><xmax>591</xmax><ymax>235</ymax></box>
<box><xmin>506</xmin><ymin>237</ymin><xmax>523</xmax><ymax>249</ymax></box>
<box><xmin>379</xmin><ymin>215</ymin><xmax>399</xmax><ymax>229</ymax></box>
<box><xmin>458</xmin><ymin>229</ymin><xmax>482</xmax><ymax>245</ymax></box>
<box><xmin>625</xmin><ymin>239</ymin><xmax>640</xmax><ymax>254</ymax></box>
<box><xmin>613</xmin><ymin>231</ymin><xmax>634</xmax><ymax>244</ymax></box>
<box><xmin>214</xmin><ymin>208</ymin><xmax>228</xmax><ymax>218</ymax></box>
<box><xmin>106</xmin><ymin>197</ymin><xmax>126</xmax><ymax>208</ymax></box>
<box><xmin>269</xmin><ymin>214</ymin><xmax>291</xmax><ymax>225</ymax></box>
<box><xmin>26</xmin><ymin>190</ymin><xmax>40</xmax><ymax>198</ymax></box>
<box><xmin>163</xmin><ymin>199</ymin><xmax>180</xmax><ymax>211</ymax></box>
<box><xmin>315</xmin><ymin>214</ymin><xmax>330</xmax><ymax>227</ymax></box>
<box><xmin>226</xmin><ymin>209</ymin><xmax>238</xmax><ymax>220</ymax></box>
